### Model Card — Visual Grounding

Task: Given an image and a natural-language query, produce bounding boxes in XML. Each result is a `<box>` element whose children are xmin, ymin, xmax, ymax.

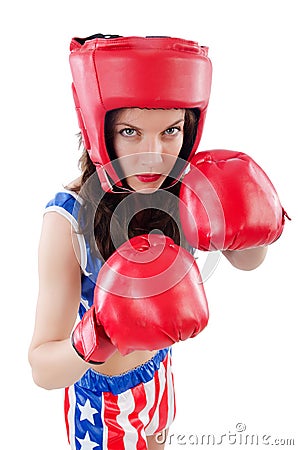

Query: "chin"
<box><xmin>136</xmin><ymin>187</ymin><xmax>160</xmax><ymax>194</ymax></box>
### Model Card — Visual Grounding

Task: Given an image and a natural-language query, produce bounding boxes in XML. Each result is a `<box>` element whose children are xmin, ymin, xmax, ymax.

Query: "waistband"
<box><xmin>76</xmin><ymin>347</ymin><xmax>170</xmax><ymax>396</ymax></box>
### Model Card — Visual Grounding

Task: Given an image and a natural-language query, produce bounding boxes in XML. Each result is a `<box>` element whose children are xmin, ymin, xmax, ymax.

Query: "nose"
<box><xmin>140</xmin><ymin>136</ymin><xmax>163</xmax><ymax>167</ymax></box>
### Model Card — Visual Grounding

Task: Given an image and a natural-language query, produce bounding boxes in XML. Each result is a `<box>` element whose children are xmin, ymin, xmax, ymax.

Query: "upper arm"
<box><xmin>222</xmin><ymin>246</ymin><xmax>268</xmax><ymax>271</ymax></box>
<box><xmin>29</xmin><ymin>212</ymin><xmax>82</xmax><ymax>351</ymax></box>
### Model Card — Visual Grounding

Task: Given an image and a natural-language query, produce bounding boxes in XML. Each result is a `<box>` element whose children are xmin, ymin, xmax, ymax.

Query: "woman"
<box><xmin>29</xmin><ymin>34</ymin><xmax>283</xmax><ymax>449</ymax></box>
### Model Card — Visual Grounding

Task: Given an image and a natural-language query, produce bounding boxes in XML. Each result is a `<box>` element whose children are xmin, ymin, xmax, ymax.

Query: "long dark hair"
<box><xmin>69</xmin><ymin>108</ymin><xmax>198</xmax><ymax>262</ymax></box>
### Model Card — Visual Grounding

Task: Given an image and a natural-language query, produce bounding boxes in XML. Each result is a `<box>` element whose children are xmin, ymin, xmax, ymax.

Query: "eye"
<box><xmin>119</xmin><ymin>128</ymin><xmax>137</xmax><ymax>137</ymax></box>
<box><xmin>164</xmin><ymin>127</ymin><xmax>181</xmax><ymax>136</ymax></box>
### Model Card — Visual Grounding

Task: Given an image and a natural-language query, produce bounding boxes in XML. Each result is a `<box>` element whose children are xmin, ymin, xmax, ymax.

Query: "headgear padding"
<box><xmin>69</xmin><ymin>34</ymin><xmax>212</xmax><ymax>191</ymax></box>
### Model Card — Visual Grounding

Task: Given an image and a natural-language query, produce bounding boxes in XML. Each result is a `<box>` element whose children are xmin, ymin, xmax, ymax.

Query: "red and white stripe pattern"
<box><xmin>101</xmin><ymin>352</ymin><xmax>175</xmax><ymax>449</ymax></box>
<box><xmin>65</xmin><ymin>351</ymin><xmax>175</xmax><ymax>449</ymax></box>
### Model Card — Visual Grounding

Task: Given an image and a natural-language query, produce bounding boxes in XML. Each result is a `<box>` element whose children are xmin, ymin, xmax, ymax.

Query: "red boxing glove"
<box><xmin>179</xmin><ymin>150</ymin><xmax>288</xmax><ymax>251</ymax></box>
<box><xmin>72</xmin><ymin>306</ymin><xmax>117</xmax><ymax>364</ymax></box>
<box><xmin>93</xmin><ymin>234</ymin><xmax>209</xmax><ymax>355</ymax></box>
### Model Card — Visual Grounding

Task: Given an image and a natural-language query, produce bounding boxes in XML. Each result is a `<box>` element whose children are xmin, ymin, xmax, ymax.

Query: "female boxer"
<box><xmin>28</xmin><ymin>34</ymin><xmax>286</xmax><ymax>450</ymax></box>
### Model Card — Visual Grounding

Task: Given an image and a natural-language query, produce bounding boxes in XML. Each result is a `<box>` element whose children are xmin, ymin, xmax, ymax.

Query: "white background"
<box><xmin>1</xmin><ymin>0</ymin><xmax>297</xmax><ymax>448</ymax></box>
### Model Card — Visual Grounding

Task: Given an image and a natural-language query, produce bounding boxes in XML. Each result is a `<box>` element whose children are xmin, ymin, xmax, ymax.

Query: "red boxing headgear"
<box><xmin>69</xmin><ymin>34</ymin><xmax>212</xmax><ymax>191</ymax></box>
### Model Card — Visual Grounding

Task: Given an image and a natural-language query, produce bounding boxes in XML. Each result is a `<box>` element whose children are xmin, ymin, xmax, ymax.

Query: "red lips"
<box><xmin>136</xmin><ymin>174</ymin><xmax>162</xmax><ymax>183</ymax></box>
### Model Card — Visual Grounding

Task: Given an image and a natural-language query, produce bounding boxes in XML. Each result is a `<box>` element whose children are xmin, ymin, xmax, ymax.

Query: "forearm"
<box><xmin>29</xmin><ymin>338</ymin><xmax>90</xmax><ymax>390</ymax></box>
<box><xmin>222</xmin><ymin>246</ymin><xmax>268</xmax><ymax>271</ymax></box>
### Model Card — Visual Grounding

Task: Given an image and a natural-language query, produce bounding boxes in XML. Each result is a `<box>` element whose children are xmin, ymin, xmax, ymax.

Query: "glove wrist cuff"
<box><xmin>71</xmin><ymin>333</ymin><xmax>105</xmax><ymax>365</ymax></box>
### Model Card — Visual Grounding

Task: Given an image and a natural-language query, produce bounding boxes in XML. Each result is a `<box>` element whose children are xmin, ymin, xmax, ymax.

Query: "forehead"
<box><xmin>115</xmin><ymin>108</ymin><xmax>185</xmax><ymax>126</ymax></box>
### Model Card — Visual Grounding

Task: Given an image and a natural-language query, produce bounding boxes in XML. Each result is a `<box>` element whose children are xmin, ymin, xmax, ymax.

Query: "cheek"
<box><xmin>166</xmin><ymin>135</ymin><xmax>184</xmax><ymax>157</ymax></box>
<box><xmin>177</xmin><ymin>135</ymin><xmax>184</xmax><ymax>154</ymax></box>
<box><xmin>113</xmin><ymin>138</ymin><xmax>128</xmax><ymax>158</ymax></box>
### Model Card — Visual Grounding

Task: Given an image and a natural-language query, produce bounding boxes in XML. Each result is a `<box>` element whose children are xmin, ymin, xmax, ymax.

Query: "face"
<box><xmin>113</xmin><ymin>108</ymin><xmax>185</xmax><ymax>192</ymax></box>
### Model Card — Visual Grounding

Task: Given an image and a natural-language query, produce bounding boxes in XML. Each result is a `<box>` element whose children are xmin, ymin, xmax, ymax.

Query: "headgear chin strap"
<box><xmin>69</xmin><ymin>34</ymin><xmax>212</xmax><ymax>192</ymax></box>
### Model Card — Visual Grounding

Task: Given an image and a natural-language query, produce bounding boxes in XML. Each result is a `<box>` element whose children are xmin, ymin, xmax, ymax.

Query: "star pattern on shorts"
<box><xmin>76</xmin><ymin>431</ymin><xmax>99</xmax><ymax>450</ymax></box>
<box><xmin>78</xmin><ymin>398</ymin><xmax>98</xmax><ymax>425</ymax></box>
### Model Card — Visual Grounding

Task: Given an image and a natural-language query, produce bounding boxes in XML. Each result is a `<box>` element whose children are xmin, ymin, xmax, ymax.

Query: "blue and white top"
<box><xmin>45</xmin><ymin>190</ymin><xmax>103</xmax><ymax>319</ymax></box>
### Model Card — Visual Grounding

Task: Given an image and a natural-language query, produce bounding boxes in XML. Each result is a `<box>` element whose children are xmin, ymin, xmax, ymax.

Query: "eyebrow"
<box><xmin>115</xmin><ymin>118</ymin><xmax>185</xmax><ymax>131</ymax></box>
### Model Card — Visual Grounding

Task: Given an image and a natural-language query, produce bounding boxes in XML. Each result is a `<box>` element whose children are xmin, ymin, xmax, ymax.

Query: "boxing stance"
<box><xmin>28</xmin><ymin>34</ymin><xmax>287</xmax><ymax>450</ymax></box>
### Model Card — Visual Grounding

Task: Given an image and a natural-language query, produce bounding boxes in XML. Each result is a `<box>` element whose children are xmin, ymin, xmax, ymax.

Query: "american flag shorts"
<box><xmin>64</xmin><ymin>347</ymin><xmax>175</xmax><ymax>449</ymax></box>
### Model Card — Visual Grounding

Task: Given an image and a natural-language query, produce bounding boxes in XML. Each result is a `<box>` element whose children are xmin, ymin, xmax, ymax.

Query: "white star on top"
<box><xmin>78</xmin><ymin>398</ymin><xmax>98</xmax><ymax>425</ymax></box>
<box><xmin>77</xmin><ymin>431</ymin><xmax>99</xmax><ymax>450</ymax></box>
